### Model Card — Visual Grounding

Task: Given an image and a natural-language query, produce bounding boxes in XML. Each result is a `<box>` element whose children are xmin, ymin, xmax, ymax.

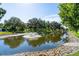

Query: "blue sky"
<box><xmin>0</xmin><ymin>3</ymin><xmax>61</xmax><ymax>23</ymax></box>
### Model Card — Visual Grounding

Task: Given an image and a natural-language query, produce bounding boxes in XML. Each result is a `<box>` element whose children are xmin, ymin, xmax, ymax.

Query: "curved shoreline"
<box><xmin>14</xmin><ymin>45</ymin><xmax>79</xmax><ymax>56</ymax></box>
<box><xmin>14</xmin><ymin>32</ymin><xmax>79</xmax><ymax>56</ymax></box>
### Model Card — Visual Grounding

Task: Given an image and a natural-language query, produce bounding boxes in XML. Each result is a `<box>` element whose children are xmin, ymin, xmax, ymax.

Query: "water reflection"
<box><xmin>1</xmin><ymin>32</ymin><xmax>64</xmax><ymax>49</ymax></box>
<box><xmin>0</xmin><ymin>32</ymin><xmax>67</xmax><ymax>55</ymax></box>
<box><xmin>27</xmin><ymin>33</ymin><xmax>62</xmax><ymax>47</ymax></box>
<box><xmin>3</xmin><ymin>36</ymin><xmax>24</xmax><ymax>48</ymax></box>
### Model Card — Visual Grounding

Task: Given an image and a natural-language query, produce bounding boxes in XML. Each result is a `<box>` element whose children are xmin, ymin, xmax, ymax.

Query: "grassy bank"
<box><xmin>67</xmin><ymin>31</ymin><xmax>79</xmax><ymax>56</ymax></box>
<box><xmin>67</xmin><ymin>51</ymin><xmax>79</xmax><ymax>56</ymax></box>
<box><xmin>0</xmin><ymin>32</ymin><xmax>13</xmax><ymax>35</ymax></box>
<box><xmin>69</xmin><ymin>31</ymin><xmax>79</xmax><ymax>38</ymax></box>
<box><xmin>75</xmin><ymin>32</ymin><xmax>79</xmax><ymax>38</ymax></box>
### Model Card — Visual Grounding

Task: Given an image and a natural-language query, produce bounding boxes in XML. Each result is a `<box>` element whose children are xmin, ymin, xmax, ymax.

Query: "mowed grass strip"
<box><xmin>0</xmin><ymin>32</ymin><xmax>13</xmax><ymax>35</ymax></box>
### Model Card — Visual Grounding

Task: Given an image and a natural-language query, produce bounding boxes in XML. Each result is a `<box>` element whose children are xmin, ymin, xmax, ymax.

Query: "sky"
<box><xmin>0</xmin><ymin>3</ymin><xmax>61</xmax><ymax>23</ymax></box>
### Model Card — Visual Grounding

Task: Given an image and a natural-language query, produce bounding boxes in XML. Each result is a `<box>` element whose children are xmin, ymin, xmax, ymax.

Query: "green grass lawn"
<box><xmin>0</xmin><ymin>32</ymin><xmax>13</xmax><ymax>35</ymax></box>
<box><xmin>67</xmin><ymin>51</ymin><xmax>79</xmax><ymax>56</ymax></box>
<box><xmin>70</xmin><ymin>30</ymin><xmax>79</xmax><ymax>37</ymax></box>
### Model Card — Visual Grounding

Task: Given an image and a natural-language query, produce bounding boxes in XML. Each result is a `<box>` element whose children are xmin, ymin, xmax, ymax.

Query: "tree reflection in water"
<box><xmin>1</xmin><ymin>30</ymin><xmax>64</xmax><ymax>48</ymax></box>
<box><xmin>27</xmin><ymin>33</ymin><xmax>62</xmax><ymax>47</ymax></box>
<box><xmin>3</xmin><ymin>36</ymin><xmax>24</xmax><ymax>48</ymax></box>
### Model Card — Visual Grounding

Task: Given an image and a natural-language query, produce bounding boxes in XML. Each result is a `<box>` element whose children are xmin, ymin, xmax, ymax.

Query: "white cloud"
<box><xmin>41</xmin><ymin>14</ymin><xmax>61</xmax><ymax>23</ymax></box>
<box><xmin>24</xmin><ymin>14</ymin><xmax>61</xmax><ymax>23</ymax></box>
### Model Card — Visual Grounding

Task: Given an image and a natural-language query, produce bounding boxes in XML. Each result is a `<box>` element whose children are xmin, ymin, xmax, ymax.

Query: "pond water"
<box><xmin>0</xmin><ymin>33</ymin><xmax>67</xmax><ymax>55</ymax></box>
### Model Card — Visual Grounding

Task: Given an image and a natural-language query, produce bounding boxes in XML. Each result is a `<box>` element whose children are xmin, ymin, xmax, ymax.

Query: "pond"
<box><xmin>0</xmin><ymin>33</ymin><xmax>67</xmax><ymax>55</ymax></box>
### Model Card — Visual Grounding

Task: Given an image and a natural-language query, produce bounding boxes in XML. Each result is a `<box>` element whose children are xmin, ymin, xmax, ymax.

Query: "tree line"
<box><xmin>0</xmin><ymin>16</ymin><xmax>63</xmax><ymax>34</ymax></box>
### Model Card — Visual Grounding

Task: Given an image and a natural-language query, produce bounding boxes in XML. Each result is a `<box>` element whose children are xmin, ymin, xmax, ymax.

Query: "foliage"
<box><xmin>27</xmin><ymin>18</ymin><xmax>62</xmax><ymax>35</ymax></box>
<box><xmin>70</xmin><ymin>30</ymin><xmax>79</xmax><ymax>37</ymax></box>
<box><xmin>0</xmin><ymin>23</ymin><xmax>3</xmax><ymax>28</ymax></box>
<box><xmin>0</xmin><ymin>17</ymin><xmax>63</xmax><ymax>34</ymax></box>
<box><xmin>27</xmin><ymin>18</ymin><xmax>46</xmax><ymax>32</ymax></box>
<box><xmin>3</xmin><ymin>17</ymin><xmax>26</xmax><ymax>33</ymax></box>
<box><xmin>0</xmin><ymin>4</ymin><xmax>6</xmax><ymax>20</ymax></box>
<box><xmin>76</xmin><ymin>32</ymin><xmax>79</xmax><ymax>37</ymax></box>
<box><xmin>59</xmin><ymin>3</ymin><xmax>79</xmax><ymax>32</ymax></box>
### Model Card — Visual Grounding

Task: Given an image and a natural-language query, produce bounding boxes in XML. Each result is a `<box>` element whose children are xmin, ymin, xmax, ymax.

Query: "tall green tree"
<box><xmin>27</xmin><ymin>18</ymin><xmax>62</xmax><ymax>35</ymax></box>
<box><xmin>59</xmin><ymin>3</ymin><xmax>79</xmax><ymax>32</ymax></box>
<box><xmin>4</xmin><ymin>17</ymin><xmax>26</xmax><ymax>32</ymax></box>
<box><xmin>0</xmin><ymin>4</ymin><xmax>6</xmax><ymax>20</ymax></box>
<box><xmin>27</xmin><ymin>18</ymin><xmax>46</xmax><ymax>30</ymax></box>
